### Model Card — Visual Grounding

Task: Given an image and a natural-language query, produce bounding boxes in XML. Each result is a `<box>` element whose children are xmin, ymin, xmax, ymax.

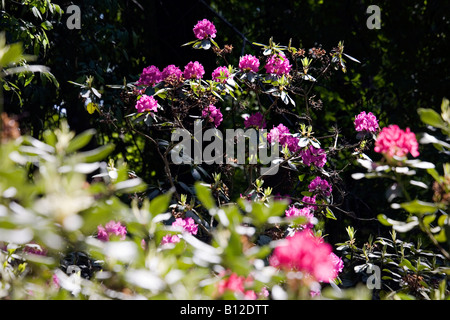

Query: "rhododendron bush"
<box><xmin>0</xmin><ymin>13</ymin><xmax>449</xmax><ymax>303</ymax></box>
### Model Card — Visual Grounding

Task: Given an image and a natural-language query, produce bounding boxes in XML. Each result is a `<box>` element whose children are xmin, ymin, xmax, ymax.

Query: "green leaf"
<box><xmin>423</xmin><ymin>214</ymin><xmax>436</xmax><ymax>227</ymax></box>
<box><xmin>40</xmin><ymin>21</ymin><xmax>53</xmax><ymax>30</ymax></box>
<box><xmin>400</xmin><ymin>200</ymin><xmax>438</xmax><ymax>216</ymax></box>
<box><xmin>438</xmin><ymin>214</ymin><xmax>448</xmax><ymax>227</ymax></box>
<box><xmin>78</xmin><ymin>143</ymin><xmax>115</xmax><ymax>162</ymax></box>
<box><xmin>427</xmin><ymin>168</ymin><xmax>442</xmax><ymax>182</ymax></box>
<box><xmin>418</xmin><ymin>108</ymin><xmax>445</xmax><ymax>128</ymax></box>
<box><xmin>66</xmin><ymin>129</ymin><xmax>96</xmax><ymax>153</ymax></box>
<box><xmin>325</xmin><ymin>207</ymin><xmax>337</xmax><ymax>220</ymax></box>
<box><xmin>149</xmin><ymin>192</ymin><xmax>173</xmax><ymax>216</ymax></box>
<box><xmin>399</xmin><ymin>259</ymin><xmax>416</xmax><ymax>272</ymax></box>
<box><xmin>247</xmin><ymin>200</ymin><xmax>288</xmax><ymax>227</ymax></box>
<box><xmin>194</xmin><ymin>182</ymin><xmax>215</xmax><ymax>210</ymax></box>
<box><xmin>181</xmin><ymin>40</ymin><xmax>199</xmax><ymax>47</ymax></box>
<box><xmin>0</xmin><ymin>42</ymin><xmax>24</xmax><ymax>68</ymax></box>
<box><xmin>114</xmin><ymin>178</ymin><xmax>146</xmax><ymax>194</ymax></box>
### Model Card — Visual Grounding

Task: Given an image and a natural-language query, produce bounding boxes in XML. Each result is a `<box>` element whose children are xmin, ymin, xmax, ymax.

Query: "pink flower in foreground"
<box><xmin>162</xmin><ymin>64</ymin><xmax>183</xmax><ymax>81</ymax></box>
<box><xmin>217</xmin><ymin>273</ymin><xmax>245</xmax><ymax>295</ymax></box>
<box><xmin>137</xmin><ymin>65</ymin><xmax>162</xmax><ymax>87</ymax></box>
<box><xmin>172</xmin><ymin>217</ymin><xmax>198</xmax><ymax>235</ymax></box>
<box><xmin>161</xmin><ymin>234</ymin><xmax>181</xmax><ymax>245</ymax></box>
<box><xmin>308</xmin><ymin>176</ymin><xmax>332</xmax><ymax>197</ymax></box>
<box><xmin>300</xmin><ymin>145</ymin><xmax>327</xmax><ymax>168</ymax></box>
<box><xmin>374</xmin><ymin>124</ymin><xmax>419</xmax><ymax>158</ymax></box>
<box><xmin>239</xmin><ymin>54</ymin><xmax>260</xmax><ymax>73</ymax></box>
<box><xmin>212</xmin><ymin>66</ymin><xmax>231</xmax><ymax>83</ymax></box>
<box><xmin>264</xmin><ymin>53</ymin><xmax>292</xmax><ymax>76</ymax></box>
<box><xmin>244</xmin><ymin>112</ymin><xmax>266</xmax><ymax>129</ymax></box>
<box><xmin>260</xmin><ymin>286</ymin><xmax>269</xmax><ymax>298</ymax></box>
<box><xmin>269</xmin><ymin>230</ymin><xmax>340</xmax><ymax>283</ymax></box>
<box><xmin>285</xmin><ymin>206</ymin><xmax>314</xmax><ymax>229</ymax></box>
<box><xmin>97</xmin><ymin>221</ymin><xmax>127</xmax><ymax>241</ymax></box>
<box><xmin>135</xmin><ymin>95</ymin><xmax>158</xmax><ymax>113</ymax></box>
<box><xmin>183</xmin><ymin>61</ymin><xmax>205</xmax><ymax>80</ymax></box>
<box><xmin>202</xmin><ymin>105</ymin><xmax>223</xmax><ymax>127</ymax></box>
<box><xmin>193</xmin><ymin>19</ymin><xmax>217</xmax><ymax>39</ymax></box>
<box><xmin>330</xmin><ymin>252</ymin><xmax>344</xmax><ymax>277</ymax></box>
<box><xmin>216</xmin><ymin>273</ymin><xmax>257</xmax><ymax>299</ymax></box>
<box><xmin>354</xmin><ymin>111</ymin><xmax>379</xmax><ymax>133</ymax></box>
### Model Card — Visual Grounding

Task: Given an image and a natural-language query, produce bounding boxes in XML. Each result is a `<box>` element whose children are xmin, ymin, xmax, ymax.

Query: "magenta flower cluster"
<box><xmin>162</xmin><ymin>64</ymin><xmax>183</xmax><ymax>81</ymax></box>
<box><xmin>244</xmin><ymin>112</ymin><xmax>266</xmax><ymax>129</ymax></box>
<box><xmin>97</xmin><ymin>220</ymin><xmax>127</xmax><ymax>241</ymax></box>
<box><xmin>308</xmin><ymin>176</ymin><xmax>332</xmax><ymax>197</ymax></box>
<box><xmin>135</xmin><ymin>95</ymin><xmax>158</xmax><ymax>113</ymax></box>
<box><xmin>161</xmin><ymin>234</ymin><xmax>181</xmax><ymax>245</ymax></box>
<box><xmin>300</xmin><ymin>145</ymin><xmax>327</xmax><ymax>168</ymax></box>
<box><xmin>183</xmin><ymin>61</ymin><xmax>205</xmax><ymax>80</ymax></box>
<box><xmin>172</xmin><ymin>217</ymin><xmax>199</xmax><ymax>235</ymax></box>
<box><xmin>202</xmin><ymin>105</ymin><xmax>223</xmax><ymax>127</ymax></box>
<box><xmin>354</xmin><ymin>111</ymin><xmax>379</xmax><ymax>133</ymax></box>
<box><xmin>137</xmin><ymin>65</ymin><xmax>162</xmax><ymax>87</ymax></box>
<box><xmin>239</xmin><ymin>54</ymin><xmax>260</xmax><ymax>73</ymax></box>
<box><xmin>264</xmin><ymin>53</ymin><xmax>292</xmax><ymax>76</ymax></box>
<box><xmin>193</xmin><ymin>19</ymin><xmax>217</xmax><ymax>40</ymax></box>
<box><xmin>267</xmin><ymin>123</ymin><xmax>300</xmax><ymax>153</ymax></box>
<box><xmin>211</xmin><ymin>66</ymin><xmax>231</xmax><ymax>83</ymax></box>
<box><xmin>302</xmin><ymin>194</ymin><xmax>317</xmax><ymax>210</ymax></box>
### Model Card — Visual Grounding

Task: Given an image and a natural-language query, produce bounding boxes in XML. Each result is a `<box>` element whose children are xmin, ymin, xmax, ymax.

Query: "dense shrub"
<box><xmin>0</xmin><ymin>2</ymin><xmax>449</xmax><ymax>301</ymax></box>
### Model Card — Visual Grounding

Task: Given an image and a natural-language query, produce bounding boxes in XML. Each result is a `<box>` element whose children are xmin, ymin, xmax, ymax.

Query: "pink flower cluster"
<box><xmin>267</xmin><ymin>123</ymin><xmax>300</xmax><ymax>153</ymax></box>
<box><xmin>354</xmin><ymin>111</ymin><xmax>379</xmax><ymax>133</ymax></box>
<box><xmin>374</xmin><ymin>124</ymin><xmax>419</xmax><ymax>158</ymax></box>
<box><xmin>308</xmin><ymin>176</ymin><xmax>332</xmax><ymax>197</ymax></box>
<box><xmin>302</xmin><ymin>195</ymin><xmax>317</xmax><ymax>210</ymax></box>
<box><xmin>269</xmin><ymin>230</ymin><xmax>343</xmax><ymax>283</ymax></box>
<box><xmin>183</xmin><ymin>61</ymin><xmax>205</xmax><ymax>80</ymax></box>
<box><xmin>97</xmin><ymin>220</ymin><xmax>127</xmax><ymax>241</ymax></box>
<box><xmin>244</xmin><ymin>112</ymin><xmax>266</xmax><ymax>129</ymax></box>
<box><xmin>193</xmin><ymin>19</ymin><xmax>217</xmax><ymax>40</ymax></box>
<box><xmin>137</xmin><ymin>64</ymin><xmax>185</xmax><ymax>87</ymax></box>
<box><xmin>162</xmin><ymin>64</ymin><xmax>183</xmax><ymax>81</ymax></box>
<box><xmin>264</xmin><ymin>53</ymin><xmax>292</xmax><ymax>76</ymax></box>
<box><xmin>285</xmin><ymin>206</ymin><xmax>314</xmax><ymax>229</ymax></box>
<box><xmin>172</xmin><ymin>217</ymin><xmax>198</xmax><ymax>235</ymax></box>
<box><xmin>239</xmin><ymin>54</ymin><xmax>260</xmax><ymax>73</ymax></box>
<box><xmin>202</xmin><ymin>105</ymin><xmax>223</xmax><ymax>127</ymax></box>
<box><xmin>212</xmin><ymin>66</ymin><xmax>231</xmax><ymax>83</ymax></box>
<box><xmin>216</xmin><ymin>272</ymin><xmax>268</xmax><ymax>300</ymax></box>
<box><xmin>161</xmin><ymin>234</ymin><xmax>181</xmax><ymax>245</ymax></box>
<box><xmin>137</xmin><ymin>65</ymin><xmax>162</xmax><ymax>87</ymax></box>
<box><xmin>300</xmin><ymin>145</ymin><xmax>327</xmax><ymax>168</ymax></box>
<box><xmin>135</xmin><ymin>95</ymin><xmax>158</xmax><ymax>113</ymax></box>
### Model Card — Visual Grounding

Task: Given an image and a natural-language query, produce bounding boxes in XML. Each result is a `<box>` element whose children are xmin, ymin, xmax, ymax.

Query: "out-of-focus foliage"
<box><xmin>0</xmin><ymin>0</ymin><xmax>449</xmax><ymax>301</ymax></box>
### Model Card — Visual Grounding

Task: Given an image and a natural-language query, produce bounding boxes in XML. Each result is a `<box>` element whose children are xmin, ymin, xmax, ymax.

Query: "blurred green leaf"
<box><xmin>418</xmin><ymin>108</ymin><xmax>445</xmax><ymax>128</ymax></box>
<box><xmin>66</xmin><ymin>129</ymin><xmax>96</xmax><ymax>154</ymax></box>
<box><xmin>194</xmin><ymin>182</ymin><xmax>215</xmax><ymax>210</ymax></box>
<box><xmin>77</xmin><ymin>143</ymin><xmax>115</xmax><ymax>162</ymax></box>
